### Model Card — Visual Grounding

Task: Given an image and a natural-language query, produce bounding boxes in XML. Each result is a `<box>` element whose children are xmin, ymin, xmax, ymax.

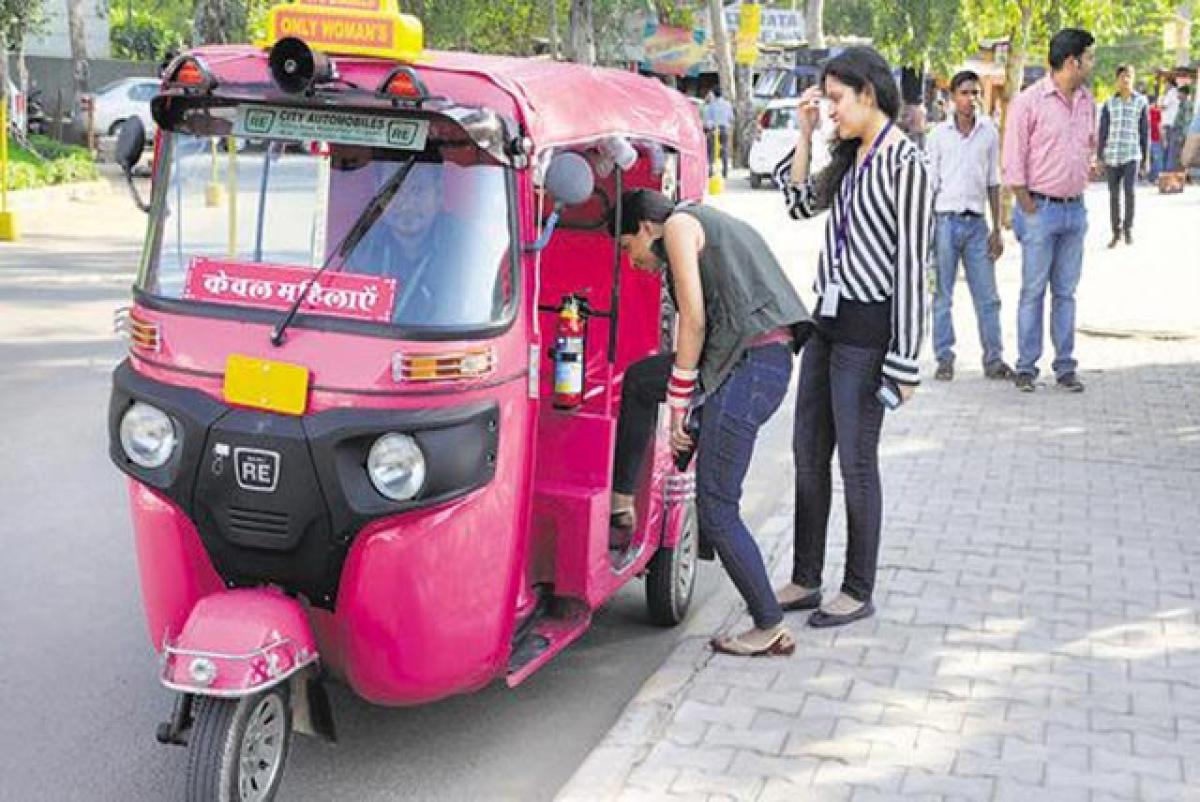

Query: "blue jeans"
<box><xmin>1012</xmin><ymin>197</ymin><xmax>1087</xmax><ymax>379</ymax></box>
<box><xmin>932</xmin><ymin>213</ymin><xmax>1004</xmax><ymax>368</ymax></box>
<box><xmin>696</xmin><ymin>344</ymin><xmax>793</xmax><ymax>629</ymax></box>
<box><xmin>1149</xmin><ymin>141</ymin><xmax>1165</xmax><ymax>182</ymax></box>
<box><xmin>1164</xmin><ymin>127</ymin><xmax>1179</xmax><ymax>171</ymax></box>
<box><xmin>792</xmin><ymin>333</ymin><xmax>886</xmax><ymax>603</ymax></box>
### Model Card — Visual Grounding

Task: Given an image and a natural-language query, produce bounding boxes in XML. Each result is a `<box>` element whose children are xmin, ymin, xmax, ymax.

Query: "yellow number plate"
<box><xmin>223</xmin><ymin>354</ymin><xmax>310</xmax><ymax>416</ymax></box>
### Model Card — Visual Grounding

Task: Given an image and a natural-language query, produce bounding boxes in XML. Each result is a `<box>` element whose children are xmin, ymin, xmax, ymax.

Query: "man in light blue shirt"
<box><xmin>703</xmin><ymin>87</ymin><xmax>734</xmax><ymax>178</ymax></box>
<box><xmin>926</xmin><ymin>70</ymin><xmax>1011</xmax><ymax>382</ymax></box>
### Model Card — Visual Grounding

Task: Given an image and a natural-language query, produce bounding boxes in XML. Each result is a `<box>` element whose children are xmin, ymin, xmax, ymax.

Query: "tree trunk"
<box><xmin>548</xmin><ymin>0</ymin><xmax>559</xmax><ymax>59</ymax></box>
<box><xmin>732</xmin><ymin>1</ymin><xmax>758</xmax><ymax>168</ymax></box>
<box><xmin>997</xmin><ymin>1</ymin><xmax>1032</xmax><ymax>227</ymax></box>
<box><xmin>0</xmin><ymin>29</ymin><xmax>9</xmax><ymax>110</ymax></box>
<box><xmin>706</xmin><ymin>0</ymin><xmax>734</xmax><ymax>98</ymax></box>
<box><xmin>66</xmin><ymin>0</ymin><xmax>90</xmax><ymax>99</ymax></box>
<box><xmin>567</xmin><ymin>0</ymin><xmax>595</xmax><ymax>65</ymax></box>
<box><xmin>194</xmin><ymin>0</ymin><xmax>246</xmax><ymax>46</ymax></box>
<box><xmin>1176</xmin><ymin>2</ymin><xmax>1192</xmax><ymax>68</ymax></box>
<box><xmin>805</xmin><ymin>0</ymin><xmax>825</xmax><ymax>49</ymax></box>
<box><xmin>17</xmin><ymin>39</ymin><xmax>30</xmax><ymax>97</ymax></box>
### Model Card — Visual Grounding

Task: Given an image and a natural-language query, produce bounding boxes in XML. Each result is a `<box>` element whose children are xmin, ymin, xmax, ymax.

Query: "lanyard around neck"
<box><xmin>832</xmin><ymin>119</ymin><xmax>894</xmax><ymax>271</ymax></box>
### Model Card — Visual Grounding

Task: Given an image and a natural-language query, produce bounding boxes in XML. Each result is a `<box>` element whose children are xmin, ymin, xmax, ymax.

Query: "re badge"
<box><xmin>234</xmin><ymin>447</ymin><xmax>281</xmax><ymax>492</ymax></box>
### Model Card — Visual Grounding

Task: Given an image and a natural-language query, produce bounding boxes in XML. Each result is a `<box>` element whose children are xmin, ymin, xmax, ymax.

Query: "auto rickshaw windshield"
<box><xmin>139</xmin><ymin>105</ymin><xmax>516</xmax><ymax>331</ymax></box>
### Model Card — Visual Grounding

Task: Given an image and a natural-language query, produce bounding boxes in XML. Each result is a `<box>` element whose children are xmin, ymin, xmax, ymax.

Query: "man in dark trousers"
<box><xmin>1097</xmin><ymin>64</ymin><xmax>1149</xmax><ymax>247</ymax></box>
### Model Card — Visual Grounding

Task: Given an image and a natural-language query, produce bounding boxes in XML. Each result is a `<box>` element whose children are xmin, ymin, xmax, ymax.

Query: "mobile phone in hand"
<box><xmin>876</xmin><ymin>377</ymin><xmax>903</xmax><ymax>410</ymax></box>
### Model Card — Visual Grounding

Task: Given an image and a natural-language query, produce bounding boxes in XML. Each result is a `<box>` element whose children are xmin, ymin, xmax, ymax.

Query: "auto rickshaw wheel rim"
<box><xmin>675</xmin><ymin>505</ymin><xmax>698</xmax><ymax>608</ymax></box>
<box><xmin>237</xmin><ymin>693</ymin><xmax>287</xmax><ymax>802</ymax></box>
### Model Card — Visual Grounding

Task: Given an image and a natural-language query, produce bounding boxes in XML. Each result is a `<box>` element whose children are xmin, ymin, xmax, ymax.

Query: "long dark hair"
<box><xmin>812</xmin><ymin>47</ymin><xmax>901</xmax><ymax>209</ymax></box>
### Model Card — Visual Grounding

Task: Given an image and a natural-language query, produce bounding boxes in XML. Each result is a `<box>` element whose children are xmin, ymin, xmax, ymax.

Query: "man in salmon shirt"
<box><xmin>1003</xmin><ymin>28</ymin><xmax>1096</xmax><ymax>394</ymax></box>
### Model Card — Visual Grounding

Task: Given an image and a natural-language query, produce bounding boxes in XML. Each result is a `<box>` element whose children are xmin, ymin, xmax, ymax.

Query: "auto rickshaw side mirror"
<box><xmin>527</xmin><ymin>151</ymin><xmax>594</xmax><ymax>253</ymax></box>
<box><xmin>115</xmin><ymin>117</ymin><xmax>151</xmax><ymax>214</ymax></box>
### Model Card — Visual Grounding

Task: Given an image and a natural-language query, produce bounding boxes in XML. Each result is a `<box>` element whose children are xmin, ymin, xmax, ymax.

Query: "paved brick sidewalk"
<box><xmin>557</xmin><ymin>182</ymin><xmax>1200</xmax><ymax>802</ymax></box>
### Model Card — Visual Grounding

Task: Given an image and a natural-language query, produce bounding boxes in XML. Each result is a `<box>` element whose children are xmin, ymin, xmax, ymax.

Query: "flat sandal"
<box><xmin>710</xmin><ymin>627</ymin><xmax>796</xmax><ymax>657</ymax></box>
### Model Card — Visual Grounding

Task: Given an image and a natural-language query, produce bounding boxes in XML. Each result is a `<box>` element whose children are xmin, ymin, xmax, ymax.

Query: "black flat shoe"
<box><xmin>778</xmin><ymin>591</ymin><xmax>822</xmax><ymax>611</ymax></box>
<box><xmin>808</xmin><ymin>600</ymin><xmax>876</xmax><ymax>629</ymax></box>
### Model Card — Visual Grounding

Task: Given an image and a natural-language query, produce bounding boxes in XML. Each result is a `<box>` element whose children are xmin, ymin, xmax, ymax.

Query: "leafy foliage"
<box><xmin>0</xmin><ymin>0</ymin><xmax>48</xmax><ymax>47</ymax></box>
<box><xmin>4</xmin><ymin>133</ymin><xmax>99</xmax><ymax>190</ymax></box>
<box><xmin>826</xmin><ymin>0</ymin><xmax>1183</xmax><ymax>88</ymax></box>
<box><xmin>111</xmin><ymin>10</ymin><xmax>186</xmax><ymax>61</ymax></box>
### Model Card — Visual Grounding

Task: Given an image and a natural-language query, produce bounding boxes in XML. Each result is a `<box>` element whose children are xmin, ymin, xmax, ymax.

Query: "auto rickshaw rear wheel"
<box><xmin>185</xmin><ymin>684</ymin><xmax>292</xmax><ymax>802</ymax></box>
<box><xmin>645</xmin><ymin>501</ymin><xmax>699</xmax><ymax>627</ymax></box>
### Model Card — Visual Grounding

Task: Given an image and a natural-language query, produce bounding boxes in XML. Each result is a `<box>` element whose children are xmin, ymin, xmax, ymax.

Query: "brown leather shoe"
<box><xmin>984</xmin><ymin>361</ymin><xmax>1015</xmax><ymax>380</ymax></box>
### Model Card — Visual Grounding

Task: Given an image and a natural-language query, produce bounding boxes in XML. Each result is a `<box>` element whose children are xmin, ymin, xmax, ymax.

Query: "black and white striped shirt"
<box><xmin>773</xmin><ymin>138</ymin><xmax>933</xmax><ymax>385</ymax></box>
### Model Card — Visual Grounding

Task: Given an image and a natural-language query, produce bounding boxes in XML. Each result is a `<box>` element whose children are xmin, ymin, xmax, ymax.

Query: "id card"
<box><xmin>819</xmin><ymin>283</ymin><xmax>841</xmax><ymax>318</ymax></box>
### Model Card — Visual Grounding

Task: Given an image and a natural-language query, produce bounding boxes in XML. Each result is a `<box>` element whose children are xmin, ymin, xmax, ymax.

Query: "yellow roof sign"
<box><xmin>259</xmin><ymin>0</ymin><xmax>424</xmax><ymax>62</ymax></box>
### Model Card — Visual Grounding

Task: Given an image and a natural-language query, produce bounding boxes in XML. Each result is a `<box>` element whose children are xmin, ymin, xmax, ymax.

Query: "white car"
<box><xmin>82</xmin><ymin>77</ymin><xmax>159</xmax><ymax>137</ymax></box>
<box><xmin>747</xmin><ymin>99</ymin><xmax>834</xmax><ymax>189</ymax></box>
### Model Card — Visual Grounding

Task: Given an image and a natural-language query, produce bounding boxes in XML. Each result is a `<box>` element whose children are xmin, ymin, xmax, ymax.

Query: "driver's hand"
<box><xmin>898</xmin><ymin>383</ymin><xmax>917</xmax><ymax>404</ymax></box>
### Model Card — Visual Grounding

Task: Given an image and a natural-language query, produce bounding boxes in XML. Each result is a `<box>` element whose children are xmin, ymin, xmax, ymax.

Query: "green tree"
<box><xmin>111</xmin><ymin>10</ymin><xmax>186</xmax><ymax>61</ymax></box>
<box><xmin>826</xmin><ymin>0</ymin><xmax>1179</xmax><ymax>83</ymax></box>
<box><xmin>2</xmin><ymin>0</ymin><xmax>48</xmax><ymax>95</ymax></box>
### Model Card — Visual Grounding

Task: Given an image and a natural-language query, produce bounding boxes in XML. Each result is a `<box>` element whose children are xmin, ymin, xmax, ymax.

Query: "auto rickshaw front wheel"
<box><xmin>185</xmin><ymin>685</ymin><xmax>293</xmax><ymax>802</ymax></box>
<box><xmin>645</xmin><ymin>502</ymin><xmax>699</xmax><ymax>627</ymax></box>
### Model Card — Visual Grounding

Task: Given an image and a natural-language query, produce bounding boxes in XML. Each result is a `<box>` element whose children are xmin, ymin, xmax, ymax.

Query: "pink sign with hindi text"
<box><xmin>183</xmin><ymin>258</ymin><xmax>397</xmax><ymax>323</ymax></box>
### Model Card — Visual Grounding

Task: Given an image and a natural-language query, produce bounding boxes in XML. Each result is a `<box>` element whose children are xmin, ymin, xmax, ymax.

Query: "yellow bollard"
<box><xmin>205</xmin><ymin>138</ymin><xmax>225</xmax><ymax>207</ymax></box>
<box><xmin>707</xmin><ymin>128</ymin><xmax>724</xmax><ymax>196</ymax></box>
<box><xmin>0</xmin><ymin>101</ymin><xmax>19</xmax><ymax>241</ymax></box>
<box><xmin>226</xmin><ymin>136</ymin><xmax>238</xmax><ymax>257</ymax></box>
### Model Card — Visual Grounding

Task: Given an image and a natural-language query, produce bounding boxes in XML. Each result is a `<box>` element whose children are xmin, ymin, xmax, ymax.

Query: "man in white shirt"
<box><xmin>703</xmin><ymin>87</ymin><xmax>735</xmax><ymax>178</ymax></box>
<box><xmin>1161</xmin><ymin>79</ymin><xmax>1181</xmax><ymax>169</ymax></box>
<box><xmin>926</xmin><ymin>70</ymin><xmax>1012</xmax><ymax>381</ymax></box>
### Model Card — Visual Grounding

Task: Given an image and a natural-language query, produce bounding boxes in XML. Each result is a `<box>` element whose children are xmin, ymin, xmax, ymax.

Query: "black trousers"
<box><xmin>1107</xmin><ymin>160</ymin><xmax>1137</xmax><ymax>235</ymax></box>
<box><xmin>612</xmin><ymin>354</ymin><xmax>672</xmax><ymax>495</ymax></box>
<box><xmin>792</xmin><ymin>328</ymin><xmax>887</xmax><ymax>602</ymax></box>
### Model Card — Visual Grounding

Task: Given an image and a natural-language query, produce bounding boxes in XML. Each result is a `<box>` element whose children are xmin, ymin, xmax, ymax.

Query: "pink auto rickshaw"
<box><xmin>108</xmin><ymin>1</ymin><xmax>708</xmax><ymax>798</ymax></box>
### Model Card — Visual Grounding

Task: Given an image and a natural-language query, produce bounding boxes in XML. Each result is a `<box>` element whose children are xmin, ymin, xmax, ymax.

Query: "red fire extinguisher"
<box><xmin>553</xmin><ymin>295</ymin><xmax>585</xmax><ymax>410</ymax></box>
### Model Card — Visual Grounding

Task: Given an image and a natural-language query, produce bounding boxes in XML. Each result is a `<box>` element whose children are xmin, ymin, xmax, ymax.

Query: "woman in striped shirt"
<box><xmin>771</xmin><ymin>47</ymin><xmax>933</xmax><ymax>628</ymax></box>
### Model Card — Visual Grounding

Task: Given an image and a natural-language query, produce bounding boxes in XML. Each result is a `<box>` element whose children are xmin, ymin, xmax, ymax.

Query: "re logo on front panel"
<box><xmin>234</xmin><ymin>447</ymin><xmax>281</xmax><ymax>493</ymax></box>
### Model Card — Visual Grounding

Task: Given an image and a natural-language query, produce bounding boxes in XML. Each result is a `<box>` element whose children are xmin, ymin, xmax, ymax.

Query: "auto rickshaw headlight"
<box><xmin>119</xmin><ymin>402</ymin><xmax>177</xmax><ymax>469</ymax></box>
<box><xmin>367</xmin><ymin>433</ymin><xmax>426</xmax><ymax>502</ymax></box>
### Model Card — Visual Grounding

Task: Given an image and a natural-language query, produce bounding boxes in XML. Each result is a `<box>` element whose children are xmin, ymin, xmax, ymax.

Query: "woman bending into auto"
<box><xmin>608</xmin><ymin>189</ymin><xmax>811</xmax><ymax>657</ymax></box>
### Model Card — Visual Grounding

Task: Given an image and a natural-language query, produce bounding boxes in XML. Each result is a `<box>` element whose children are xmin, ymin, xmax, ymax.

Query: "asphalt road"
<box><xmin>0</xmin><ymin>175</ymin><xmax>794</xmax><ymax>802</ymax></box>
